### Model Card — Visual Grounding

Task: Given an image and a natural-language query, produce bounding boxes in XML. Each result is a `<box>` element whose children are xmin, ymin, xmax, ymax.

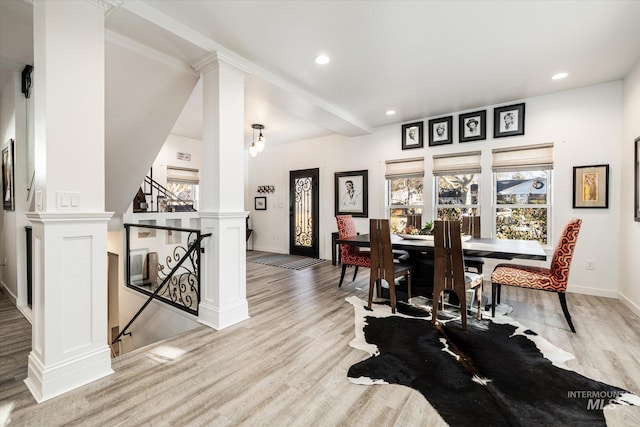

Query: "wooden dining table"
<box><xmin>336</xmin><ymin>233</ymin><xmax>547</xmax><ymax>300</ymax></box>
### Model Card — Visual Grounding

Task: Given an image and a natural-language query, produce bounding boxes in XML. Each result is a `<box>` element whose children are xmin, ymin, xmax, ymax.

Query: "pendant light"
<box><xmin>249</xmin><ymin>141</ymin><xmax>258</xmax><ymax>158</ymax></box>
<box><xmin>252</xmin><ymin>124</ymin><xmax>265</xmax><ymax>154</ymax></box>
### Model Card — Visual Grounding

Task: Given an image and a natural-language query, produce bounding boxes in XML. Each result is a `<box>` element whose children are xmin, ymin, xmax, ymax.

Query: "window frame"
<box><xmin>385</xmin><ymin>174</ymin><xmax>425</xmax><ymax>233</ymax></box>
<box><xmin>492</xmin><ymin>168</ymin><xmax>552</xmax><ymax>247</ymax></box>
<box><xmin>433</xmin><ymin>173</ymin><xmax>480</xmax><ymax>222</ymax></box>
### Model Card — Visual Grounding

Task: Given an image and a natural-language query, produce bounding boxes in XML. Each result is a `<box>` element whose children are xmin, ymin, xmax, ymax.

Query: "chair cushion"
<box><xmin>491</xmin><ymin>264</ymin><xmax>564</xmax><ymax>292</ymax></box>
<box><xmin>464</xmin><ymin>272</ymin><xmax>483</xmax><ymax>289</ymax></box>
<box><xmin>341</xmin><ymin>250</ymin><xmax>371</xmax><ymax>267</ymax></box>
<box><xmin>337</xmin><ymin>215</ymin><xmax>371</xmax><ymax>267</ymax></box>
<box><xmin>393</xmin><ymin>262</ymin><xmax>412</xmax><ymax>275</ymax></box>
<box><xmin>464</xmin><ymin>256</ymin><xmax>485</xmax><ymax>265</ymax></box>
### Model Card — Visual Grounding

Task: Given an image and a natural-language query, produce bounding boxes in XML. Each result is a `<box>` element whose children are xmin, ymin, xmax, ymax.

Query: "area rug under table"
<box><xmin>248</xmin><ymin>253</ymin><xmax>326</xmax><ymax>270</ymax></box>
<box><xmin>346</xmin><ymin>296</ymin><xmax>640</xmax><ymax>426</ymax></box>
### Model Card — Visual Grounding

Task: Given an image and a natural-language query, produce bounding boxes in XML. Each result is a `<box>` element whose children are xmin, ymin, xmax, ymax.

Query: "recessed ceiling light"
<box><xmin>386</xmin><ymin>110</ymin><xmax>396</xmax><ymax>116</ymax></box>
<box><xmin>552</xmin><ymin>72</ymin><xmax>568</xmax><ymax>80</ymax></box>
<box><xmin>315</xmin><ymin>55</ymin><xmax>330</xmax><ymax>65</ymax></box>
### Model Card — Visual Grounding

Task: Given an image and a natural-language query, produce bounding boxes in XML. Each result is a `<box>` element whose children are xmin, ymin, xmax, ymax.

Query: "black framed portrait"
<box><xmin>493</xmin><ymin>103</ymin><xmax>525</xmax><ymax>138</ymax></box>
<box><xmin>428</xmin><ymin>116</ymin><xmax>453</xmax><ymax>146</ymax></box>
<box><xmin>2</xmin><ymin>139</ymin><xmax>14</xmax><ymax>211</ymax></box>
<box><xmin>335</xmin><ymin>170</ymin><xmax>368</xmax><ymax>217</ymax></box>
<box><xmin>459</xmin><ymin>110</ymin><xmax>486</xmax><ymax>143</ymax></box>
<box><xmin>401</xmin><ymin>121</ymin><xmax>424</xmax><ymax>150</ymax></box>
<box><xmin>636</xmin><ymin>137</ymin><xmax>640</xmax><ymax>221</ymax></box>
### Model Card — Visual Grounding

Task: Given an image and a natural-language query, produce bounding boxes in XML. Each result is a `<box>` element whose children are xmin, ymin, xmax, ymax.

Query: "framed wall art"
<box><xmin>335</xmin><ymin>170</ymin><xmax>368</xmax><ymax>217</ymax></box>
<box><xmin>573</xmin><ymin>164</ymin><xmax>609</xmax><ymax>209</ymax></box>
<box><xmin>401</xmin><ymin>121</ymin><xmax>423</xmax><ymax>150</ymax></box>
<box><xmin>2</xmin><ymin>139</ymin><xmax>14</xmax><ymax>211</ymax></box>
<box><xmin>459</xmin><ymin>110</ymin><xmax>486</xmax><ymax>142</ymax></box>
<box><xmin>255</xmin><ymin>196</ymin><xmax>267</xmax><ymax>210</ymax></box>
<box><xmin>493</xmin><ymin>103</ymin><xmax>525</xmax><ymax>138</ymax></box>
<box><xmin>428</xmin><ymin>116</ymin><xmax>453</xmax><ymax>146</ymax></box>
<box><xmin>128</xmin><ymin>248</ymin><xmax>149</xmax><ymax>285</ymax></box>
<box><xmin>635</xmin><ymin>137</ymin><xmax>640</xmax><ymax>221</ymax></box>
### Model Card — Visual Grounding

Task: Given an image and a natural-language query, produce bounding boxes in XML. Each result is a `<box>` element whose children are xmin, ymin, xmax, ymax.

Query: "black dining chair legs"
<box><xmin>558</xmin><ymin>292</ymin><xmax>576</xmax><ymax>333</ymax></box>
<box><xmin>338</xmin><ymin>265</ymin><xmax>361</xmax><ymax>288</ymax></box>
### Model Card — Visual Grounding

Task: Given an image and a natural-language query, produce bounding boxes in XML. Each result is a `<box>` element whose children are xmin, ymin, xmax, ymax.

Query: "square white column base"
<box><xmin>198</xmin><ymin>300</ymin><xmax>249</xmax><ymax>330</ymax></box>
<box><xmin>24</xmin><ymin>346</ymin><xmax>113</xmax><ymax>403</ymax></box>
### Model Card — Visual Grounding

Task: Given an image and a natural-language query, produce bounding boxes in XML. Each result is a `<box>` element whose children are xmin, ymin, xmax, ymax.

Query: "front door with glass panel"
<box><xmin>289</xmin><ymin>168</ymin><xmax>319</xmax><ymax>258</ymax></box>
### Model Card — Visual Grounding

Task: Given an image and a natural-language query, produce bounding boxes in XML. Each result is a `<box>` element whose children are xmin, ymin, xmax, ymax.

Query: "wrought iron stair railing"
<box><xmin>113</xmin><ymin>224</ymin><xmax>211</xmax><ymax>346</ymax></box>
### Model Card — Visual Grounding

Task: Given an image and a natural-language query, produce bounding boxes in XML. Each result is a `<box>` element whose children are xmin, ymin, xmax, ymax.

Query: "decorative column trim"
<box><xmin>26</xmin><ymin>212</ymin><xmax>114</xmax><ymax>225</ymax></box>
<box><xmin>198</xmin><ymin>211</ymin><xmax>249</xmax><ymax>220</ymax></box>
<box><xmin>25</xmin><ymin>347</ymin><xmax>113</xmax><ymax>403</ymax></box>
<box><xmin>192</xmin><ymin>51</ymin><xmax>250</xmax><ymax>76</ymax></box>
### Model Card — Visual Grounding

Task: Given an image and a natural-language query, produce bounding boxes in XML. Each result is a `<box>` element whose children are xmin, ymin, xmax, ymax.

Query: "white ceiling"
<box><xmin>3</xmin><ymin>0</ymin><xmax>640</xmax><ymax>149</ymax></box>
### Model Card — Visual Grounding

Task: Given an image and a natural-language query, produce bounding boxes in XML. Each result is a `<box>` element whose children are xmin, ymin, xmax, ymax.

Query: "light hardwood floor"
<box><xmin>2</xmin><ymin>251</ymin><xmax>640</xmax><ymax>426</ymax></box>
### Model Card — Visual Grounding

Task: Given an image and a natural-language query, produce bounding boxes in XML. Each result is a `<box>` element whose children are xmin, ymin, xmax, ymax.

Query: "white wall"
<box><xmin>104</xmin><ymin>39</ymin><xmax>199</xmax><ymax>214</ymax></box>
<box><xmin>247</xmin><ymin>81</ymin><xmax>623</xmax><ymax>297</ymax></box>
<box><xmin>620</xmin><ymin>59</ymin><xmax>640</xmax><ymax>316</ymax></box>
<box><xmin>0</xmin><ymin>72</ymin><xmax>31</xmax><ymax>315</ymax></box>
<box><xmin>0</xmin><ymin>73</ymin><xmax>17</xmax><ymax>299</ymax></box>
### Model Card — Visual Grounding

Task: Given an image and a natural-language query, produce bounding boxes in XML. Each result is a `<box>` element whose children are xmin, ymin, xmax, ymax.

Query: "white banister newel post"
<box><xmin>193</xmin><ymin>52</ymin><xmax>249</xmax><ymax>329</ymax></box>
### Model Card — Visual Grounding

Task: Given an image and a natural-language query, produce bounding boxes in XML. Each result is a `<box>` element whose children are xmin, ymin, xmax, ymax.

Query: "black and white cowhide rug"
<box><xmin>346</xmin><ymin>296</ymin><xmax>640</xmax><ymax>426</ymax></box>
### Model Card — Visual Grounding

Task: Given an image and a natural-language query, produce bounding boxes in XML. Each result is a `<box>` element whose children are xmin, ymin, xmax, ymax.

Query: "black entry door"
<box><xmin>289</xmin><ymin>168</ymin><xmax>319</xmax><ymax>258</ymax></box>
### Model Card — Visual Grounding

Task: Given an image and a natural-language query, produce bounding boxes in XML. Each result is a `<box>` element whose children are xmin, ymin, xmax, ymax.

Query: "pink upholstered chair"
<box><xmin>336</xmin><ymin>215</ymin><xmax>371</xmax><ymax>287</ymax></box>
<box><xmin>491</xmin><ymin>218</ymin><xmax>582</xmax><ymax>332</ymax></box>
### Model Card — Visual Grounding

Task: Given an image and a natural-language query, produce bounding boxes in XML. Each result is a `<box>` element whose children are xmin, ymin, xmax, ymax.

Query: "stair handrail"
<box><xmin>112</xmin><ymin>231</ymin><xmax>211</xmax><ymax>345</ymax></box>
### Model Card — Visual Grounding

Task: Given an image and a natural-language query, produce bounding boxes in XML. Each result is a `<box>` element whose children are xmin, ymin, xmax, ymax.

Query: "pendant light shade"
<box><xmin>256</xmin><ymin>133</ymin><xmax>265</xmax><ymax>152</ymax></box>
<box><xmin>249</xmin><ymin>142</ymin><xmax>258</xmax><ymax>158</ymax></box>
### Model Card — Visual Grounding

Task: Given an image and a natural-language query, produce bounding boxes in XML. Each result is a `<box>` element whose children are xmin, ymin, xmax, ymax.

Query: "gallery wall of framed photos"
<box><xmin>401</xmin><ymin>103</ymin><xmax>526</xmax><ymax>150</ymax></box>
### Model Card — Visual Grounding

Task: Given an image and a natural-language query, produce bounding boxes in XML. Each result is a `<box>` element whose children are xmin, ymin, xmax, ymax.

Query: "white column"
<box><xmin>25</xmin><ymin>0</ymin><xmax>113</xmax><ymax>402</ymax></box>
<box><xmin>193</xmin><ymin>52</ymin><xmax>249</xmax><ymax>329</ymax></box>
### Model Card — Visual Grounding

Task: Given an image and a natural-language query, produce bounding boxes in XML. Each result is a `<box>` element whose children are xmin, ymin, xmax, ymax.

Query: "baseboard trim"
<box><xmin>618</xmin><ymin>292</ymin><xmax>640</xmax><ymax>318</ymax></box>
<box><xmin>24</xmin><ymin>346</ymin><xmax>113</xmax><ymax>403</ymax></box>
<box><xmin>198</xmin><ymin>299</ymin><xmax>249</xmax><ymax>330</ymax></box>
<box><xmin>566</xmin><ymin>285</ymin><xmax>618</xmax><ymax>299</ymax></box>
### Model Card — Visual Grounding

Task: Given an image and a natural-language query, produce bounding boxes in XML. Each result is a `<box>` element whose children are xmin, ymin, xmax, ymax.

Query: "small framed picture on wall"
<box><xmin>428</xmin><ymin>116</ymin><xmax>453</xmax><ymax>146</ymax></box>
<box><xmin>459</xmin><ymin>110</ymin><xmax>486</xmax><ymax>142</ymax></box>
<box><xmin>493</xmin><ymin>103</ymin><xmax>525</xmax><ymax>138</ymax></box>
<box><xmin>255</xmin><ymin>196</ymin><xmax>267</xmax><ymax>210</ymax></box>
<box><xmin>572</xmin><ymin>164</ymin><xmax>609</xmax><ymax>209</ymax></box>
<box><xmin>401</xmin><ymin>121</ymin><xmax>424</xmax><ymax>150</ymax></box>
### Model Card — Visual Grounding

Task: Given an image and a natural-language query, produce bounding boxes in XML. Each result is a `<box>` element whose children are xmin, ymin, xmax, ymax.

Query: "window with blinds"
<box><xmin>433</xmin><ymin>151</ymin><xmax>481</xmax><ymax>221</ymax></box>
<box><xmin>492</xmin><ymin>143</ymin><xmax>554</xmax><ymax>244</ymax></box>
<box><xmin>385</xmin><ymin>157</ymin><xmax>425</xmax><ymax>233</ymax></box>
<box><xmin>166</xmin><ymin>166</ymin><xmax>199</xmax><ymax>211</ymax></box>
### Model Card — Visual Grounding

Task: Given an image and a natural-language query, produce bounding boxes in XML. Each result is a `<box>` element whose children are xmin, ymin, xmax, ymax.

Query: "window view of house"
<box><xmin>435</xmin><ymin>174</ymin><xmax>479</xmax><ymax>221</ymax></box>
<box><xmin>495</xmin><ymin>170</ymin><xmax>549</xmax><ymax>244</ymax></box>
<box><xmin>387</xmin><ymin>176</ymin><xmax>423</xmax><ymax>233</ymax></box>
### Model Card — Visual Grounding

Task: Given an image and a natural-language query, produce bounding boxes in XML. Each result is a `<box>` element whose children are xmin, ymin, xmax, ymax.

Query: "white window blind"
<box><xmin>432</xmin><ymin>151</ymin><xmax>482</xmax><ymax>176</ymax></box>
<box><xmin>492</xmin><ymin>143</ymin><xmax>554</xmax><ymax>171</ymax></box>
<box><xmin>167</xmin><ymin>166</ymin><xmax>199</xmax><ymax>184</ymax></box>
<box><xmin>385</xmin><ymin>157</ymin><xmax>424</xmax><ymax>178</ymax></box>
